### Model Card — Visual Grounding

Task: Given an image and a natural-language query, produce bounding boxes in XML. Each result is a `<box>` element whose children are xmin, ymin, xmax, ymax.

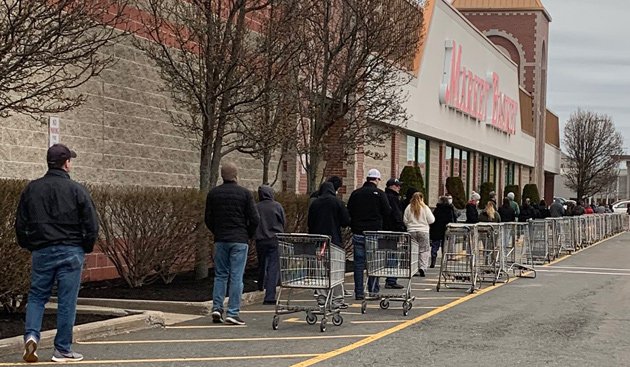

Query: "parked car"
<box><xmin>612</xmin><ymin>200</ymin><xmax>630</xmax><ymax>213</ymax></box>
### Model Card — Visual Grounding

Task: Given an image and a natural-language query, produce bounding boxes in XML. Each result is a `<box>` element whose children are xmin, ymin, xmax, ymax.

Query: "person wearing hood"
<box><xmin>549</xmin><ymin>198</ymin><xmax>564</xmax><ymax>217</ymax></box>
<box><xmin>309</xmin><ymin>181</ymin><xmax>351</xmax><ymax>304</ymax></box>
<box><xmin>430</xmin><ymin>196</ymin><xmax>457</xmax><ymax>268</ymax></box>
<box><xmin>255</xmin><ymin>185</ymin><xmax>286</xmax><ymax>305</ymax></box>
<box><xmin>308</xmin><ymin>176</ymin><xmax>343</xmax><ymax>206</ymax></box>
<box><xmin>465</xmin><ymin>192</ymin><xmax>480</xmax><ymax>224</ymax></box>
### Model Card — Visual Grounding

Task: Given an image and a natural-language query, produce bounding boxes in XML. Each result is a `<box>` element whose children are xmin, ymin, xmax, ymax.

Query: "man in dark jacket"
<box><xmin>549</xmin><ymin>198</ymin><xmax>564</xmax><ymax>217</ymax></box>
<box><xmin>347</xmin><ymin>169</ymin><xmax>391</xmax><ymax>300</ymax></box>
<box><xmin>16</xmin><ymin>144</ymin><xmax>98</xmax><ymax>363</ymax></box>
<box><xmin>430</xmin><ymin>196</ymin><xmax>457</xmax><ymax>268</ymax></box>
<box><xmin>308</xmin><ymin>181</ymin><xmax>351</xmax><ymax>305</ymax></box>
<box><xmin>518</xmin><ymin>198</ymin><xmax>537</xmax><ymax>222</ymax></box>
<box><xmin>255</xmin><ymin>185</ymin><xmax>285</xmax><ymax>305</ymax></box>
<box><xmin>205</xmin><ymin>162</ymin><xmax>260</xmax><ymax>326</ymax></box>
<box><xmin>308</xmin><ymin>176</ymin><xmax>342</xmax><ymax>206</ymax></box>
<box><xmin>382</xmin><ymin>178</ymin><xmax>405</xmax><ymax>289</ymax></box>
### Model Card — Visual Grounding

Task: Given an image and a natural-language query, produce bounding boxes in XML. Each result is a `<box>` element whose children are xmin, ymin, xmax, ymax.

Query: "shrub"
<box><xmin>0</xmin><ymin>179</ymin><xmax>30</xmax><ymax>313</ymax></box>
<box><xmin>522</xmin><ymin>184</ymin><xmax>540</xmax><ymax>205</ymax></box>
<box><xmin>92</xmin><ymin>185</ymin><xmax>206</xmax><ymax>288</ymax></box>
<box><xmin>478</xmin><ymin>182</ymin><xmax>495</xmax><ymax>209</ymax></box>
<box><xmin>504</xmin><ymin>185</ymin><xmax>521</xmax><ymax>205</ymax></box>
<box><xmin>445</xmin><ymin>177</ymin><xmax>466</xmax><ymax>209</ymax></box>
<box><xmin>399</xmin><ymin>165</ymin><xmax>425</xmax><ymax>199</ymax></box>
<box><xmin>275</xmin><ymin>192</ymin><xmax>310</xmax><ymax>233</ymax></box>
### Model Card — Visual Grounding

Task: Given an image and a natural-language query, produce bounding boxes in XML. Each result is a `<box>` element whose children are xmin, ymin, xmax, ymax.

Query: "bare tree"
<box><xmin>234</xmin><ymin>0</ymin><xmax>301</xmax><ymax>185</ymax></box>
<box><xmin>134</xmin><ymin>0</ymin><xmax>270</xmax><ymax>193</ymax></box>
<box><xmin>0</xmin><ymin>0</ymin><xmax>128</xmax><ymax>118</ymax></box>
<box><xmin>289</xmin><ymin>0</ymin><xmax>424</xmax><ymax>192</ymax></box>
<box><xmin>563</xmin><ymin>109</ymin><xmax>624</xmax><ymax>199</ymax></box>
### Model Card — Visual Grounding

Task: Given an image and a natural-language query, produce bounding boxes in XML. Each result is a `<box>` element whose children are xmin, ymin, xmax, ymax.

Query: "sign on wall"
<box><xmin>48</xmin><ymin>117</ymin><xmax>60</xmax><ymax>147</ymax></box>
<box><xmin>439</xmin><ymin>40</ymin><xmax>518</xmax><ymax>135</ymax></box>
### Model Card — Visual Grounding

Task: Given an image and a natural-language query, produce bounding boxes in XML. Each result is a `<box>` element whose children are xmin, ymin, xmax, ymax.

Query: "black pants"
<box><xmin>256</xmin><ymin>239</ymin><xmax>280</xmax><ymax>302</ymax></box>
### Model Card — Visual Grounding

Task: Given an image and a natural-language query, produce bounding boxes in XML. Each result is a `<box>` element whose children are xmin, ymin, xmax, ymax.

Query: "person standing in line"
<box><xmin>518</xmin><ymin>198</ymin><xmax>537</xmax><ymax>222</ymax></box>
<box><xmin>549</xmin><ymin>198</ymin><xmax>564</xmax><ymax>217</ymax></box>
<box><xmin>465</xmin><ymin>192</ymin><xmax>481</xmax><ymax>224</ymax></box>
<box><xmin>538</xmin><ymin>199</ymin><xmax>551</xmax><ymax>218</ymax></box>
<box><xmin>308</xmin><ymin>176</ymin><xmax>343</xmax><ymax>206</ymax></box>
<box><xmin>403</xmin><ymin>187</ymin><xmax>419</xmax><ymax>210</ymax></box>
<box><xmin>205</xmin><ymin>162</ymin><xmax>260</xmax><ymax>326</ymax></box>
<box><xmin>507</xmin><ymin>192</ymin><xmax>520</xmax><ymax>217</ymax></box>
<box><xmin>16</xmin><ymin>144</ymin><xmax>99</xmax><ymax>363</ymax></box>
<box><xmin>479</xmin><ymin>201</ymin><xmax>501</xmax><ymax>223</ymax></box>
<box><xmin>488</xmin><ymin>191</ymin><xmax>498</xmax><ymax>209</ymax></box>
<box><xmin>430</xmin><ymin>196</ymin><xmax>457</xmax><ymax>268</ymax></box>
<box><xmin>308</xmin><ymin>181</ymin><xmax>351</xmax><ymax>304</ymax></box>
<box><xmin>382</xmin><ymin>178</ymin><xmax>406</xmax><ymax>289</ymax></box>
<box><xmin>404</xmin><ymin>192</ymin><xmax>435</xmax><ymax>277</ymax></box>
<box><xmin>347</xmin><ymin>169</ymin><xmax>391</xmax><ymax>300</ymax></box>
<box><xmin>254</xmin><ymin>185</ymin><xmax>285</xmax><ymax>305</ymax></box>
<box><xmin>498</xmin><ymin>197</ymin><xmax>516</xmax><ymax>222</ymax></box>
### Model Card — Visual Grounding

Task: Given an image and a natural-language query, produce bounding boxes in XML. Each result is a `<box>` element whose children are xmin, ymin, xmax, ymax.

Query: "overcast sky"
<box><xmin>544</xmin><ymin>0</ymin><xmax>630</xmax><ymax>152</ymax></box>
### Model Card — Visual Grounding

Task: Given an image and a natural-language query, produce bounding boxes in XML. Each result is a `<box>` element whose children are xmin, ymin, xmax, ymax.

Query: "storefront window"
<box><xmin>406</xmin><ymin>135</ymin><xmax>429</xmax><ymax>193</ymax></box>
<box><xmin>453</xmin><ymin>148</ymin><xmax>460</xmax><ymax>177</ymax></box>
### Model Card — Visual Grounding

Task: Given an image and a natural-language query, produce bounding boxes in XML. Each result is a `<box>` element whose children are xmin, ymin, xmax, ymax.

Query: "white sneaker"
<box><xmin>23</xmin><ymin>336</ymin><xmax>38</xmax><ymax>363</ymax></box>
<box><xmin>51</xmin><ymin>349</ymin><xmax>84</xmax><ymax>363</ymax></box>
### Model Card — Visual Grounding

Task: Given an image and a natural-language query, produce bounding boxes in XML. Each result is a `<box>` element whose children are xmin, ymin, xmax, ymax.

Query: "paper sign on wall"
<box><xmin>49</xmin><ymin>117</ymin><xmax>60</xmax><ymax>147</ymax></box>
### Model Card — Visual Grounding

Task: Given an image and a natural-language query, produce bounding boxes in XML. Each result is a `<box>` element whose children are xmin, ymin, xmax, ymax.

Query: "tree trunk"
<box><xmin>307</xmin><ymin>149</ymin><xmax>321</xmax><ymax>194</ymax></box>
<box><xmin>262</xmin><ymin>149</ymin><xmax>271</xmax><ymax>185</ymax></box>
<box><xmin>195</xmin><ymin>125</ymin><xmax>213</xmax><ymax>280</ymax></box>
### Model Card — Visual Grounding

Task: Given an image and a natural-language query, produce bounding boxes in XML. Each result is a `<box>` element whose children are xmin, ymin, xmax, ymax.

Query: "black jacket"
<box><xmin>15</xmin><ymin>169</ymin><xmax>99</xmax><ymax>253</ymax></box>
<box><xmin>383</xmin><ymin>188</ymin><xmax>405</xmax><ymax>232</ymax></box>
<box><xmin>308</xmin><ymin>182</ymin><xmax>350</xmax><ymax>245</ymax></box>
<box><xmin>465</xmin><ymin>201</ymin><xmax>479</xmax><ymax>224</ymax></box>
<box><xmin>518</xmin><ymin>204</ymin><xmax>537</xmax><ymax>222</ymax></box>
<box><xmin>205</xmin><ymin>181</ymin><xmax>260</xmax><ymax>243</ymax></box>
<box><xmin>498</xmin><ymin>205</ymin><xmax>516</xmax><ymax>222</ymax></box>
<box><xmin>347</xmin><ymin>181</ymin><xmax>391</xmax><ymax>235</ymax></box>
<box><xmin>430</xmin><ymin>203</ymin><xmax>457</xmax><ymax>241</ymax></box>
<box><xmin>255</xmin><ymin>186</ymin><xmax>285</xmax><ymax>241</ymax></box>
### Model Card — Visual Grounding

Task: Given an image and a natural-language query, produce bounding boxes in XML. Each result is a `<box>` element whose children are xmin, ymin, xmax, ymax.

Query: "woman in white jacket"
<box><xmin>404</xmin><ymin>192</ymin><xmax>435</xmax><ymax>277</ymax></box>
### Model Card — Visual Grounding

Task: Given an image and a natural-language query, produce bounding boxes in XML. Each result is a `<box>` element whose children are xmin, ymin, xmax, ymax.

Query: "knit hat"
<box><xmin>471</xmin><ymin>193</ymin><xmax>481</xmax><ymax>201</ymax></box>
<box><xmin>507</xmin><ymin>192</ymin><xmax>515</xmax><ymax>200</ymax></box>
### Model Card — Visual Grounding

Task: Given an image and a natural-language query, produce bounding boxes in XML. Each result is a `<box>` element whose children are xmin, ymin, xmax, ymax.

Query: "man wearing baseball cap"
<box><xmin>382</xmin><ymin>178</ymin><xmax>406</xmax><ymax>289</ymax></box>
<box><xmin>347</xmin><ymin>168</ymin><xmax>391</xmax><ymax>299</ymax></box>
<box><xmin>16</xmin><ymin>144</ymin><xmax>99</xmax><ymax>363</ymax></box>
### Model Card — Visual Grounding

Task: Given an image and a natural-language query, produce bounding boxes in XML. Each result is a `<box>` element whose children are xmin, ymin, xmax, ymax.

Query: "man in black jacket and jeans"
<box><xmin>382</xmin><ymin>178</ymin><xmax>405</xmax><ymax>289</ymax></box>
<box><xmin>347</xmin><ymin>169</ymin><xmax>391</xmax><ymax>300</ymax></box>
<box><xmin>16</xmin><ymin>144</ymin><xmax>99</xmax><ymax>363</ymax></box>
<box><xmin>205</xmin><ymin>162</ymin><xmax>260</xmax><ymax>326</ymax></box>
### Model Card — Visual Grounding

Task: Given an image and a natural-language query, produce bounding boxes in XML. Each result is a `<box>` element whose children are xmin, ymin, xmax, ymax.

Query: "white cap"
<box><xmin>367</xmin><ymin>168</ymin><xmax>381</xmax><ymax>179</ymax></box>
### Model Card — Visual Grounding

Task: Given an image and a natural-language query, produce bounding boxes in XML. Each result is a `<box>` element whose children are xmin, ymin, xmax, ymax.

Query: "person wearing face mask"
<box><xmin>430</xmin><ymin>196</ymin><xmax>457</xmax><ymax>268</ymax></box>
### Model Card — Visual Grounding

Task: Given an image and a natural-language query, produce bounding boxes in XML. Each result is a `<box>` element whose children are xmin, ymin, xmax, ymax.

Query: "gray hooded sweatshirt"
<box><xmin>255</xmin><ymin>186</ymin><xmax>286</xmax><ymax>241</ymax></box>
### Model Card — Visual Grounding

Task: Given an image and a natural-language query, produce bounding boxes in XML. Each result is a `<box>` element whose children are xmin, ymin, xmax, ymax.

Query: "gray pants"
<box><xmin>410</xmin><ymin>231</ymin><xmax>430</xmax><ymax>271</ymax></box>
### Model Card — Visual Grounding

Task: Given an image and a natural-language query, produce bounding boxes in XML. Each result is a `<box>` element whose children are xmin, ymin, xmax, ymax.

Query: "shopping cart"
<box><xmin>553</xmin><ymin>217</ymin><xmax>575</xmax><ymax>255</ymax></box>
<box><xmin>528</xmin><ymin>219</ymin><xmax>553</xmax><ymax>264</ymax></box>
<box><xmin>437</xmin><ymin>223</ymin><xmax>478</xmax><ymax>293</ymax></box>
<box><xmin>503</xmin><ymin>222</ymin><xmax>536</xmax><ymax>278</ymax></box>
<box><xmin>273</xmin><ymin>233</ymin><xmax>345</xmax><ymax>332</ymax></box>
<box><xmin>360</xmin><ymin>231</ymin><xmax>419</xmax><ymax>316</ymax></box>
<box><xmin>476</xmin><ymin>223</ymin><xmax>506</xmax><ymax>285</ymax></box>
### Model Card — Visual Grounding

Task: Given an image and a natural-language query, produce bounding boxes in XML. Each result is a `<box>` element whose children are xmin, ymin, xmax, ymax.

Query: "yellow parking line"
<box><xmin>0</xmin><ymin>354</ymin><xmax>319</xmax><ymax>366</ymax></box>
<box><xmin>78</xmin><ymin>334</ymin><xmax>373</xmax><ymax>345</ymax></box>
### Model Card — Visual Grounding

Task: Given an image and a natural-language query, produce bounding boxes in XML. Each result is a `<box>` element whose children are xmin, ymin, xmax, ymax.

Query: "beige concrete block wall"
<box><xmin>428</xmin><ymin>140</ymin><xmax>440</xmax><ymax>206</ymax></box>
<box><xmin>363</xmin><ymin>137</ymin><xmax>392</xmax><ymax>184</ymax></box>
<box><xmin>0</xmin><ymin>35</ymin><xmax>270</xmax><ymax>191</ymax></box>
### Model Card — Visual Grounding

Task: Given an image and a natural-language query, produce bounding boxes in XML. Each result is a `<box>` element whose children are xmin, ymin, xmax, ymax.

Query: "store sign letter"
<box><xmin>439</xmin><ymin>40</ymin><xmax>517</xmax><ymax>135</ymax></box>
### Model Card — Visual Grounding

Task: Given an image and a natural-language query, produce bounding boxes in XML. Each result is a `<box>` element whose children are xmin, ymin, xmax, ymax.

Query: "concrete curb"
<box><xmin>73</xmin><ymin>289</ymin><xmax>267</xmax><ymax>316</ymax></box>
<box><xmin>0</xmin><ymin>311</ymin><xmax>164</xmax><ymax>357</ymax></box>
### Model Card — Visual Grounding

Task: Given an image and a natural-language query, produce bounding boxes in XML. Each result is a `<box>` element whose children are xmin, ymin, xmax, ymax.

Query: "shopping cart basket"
<box><xmin>360</xmin><ymin>231</ymin><xmax>419</xmax><ymax>316</ymax></box>
<box><xmin>273</xmin><ymin>233</ymin><xmax>345</xmax><ymax>332</ymax></box>
<box><xmin>503</xmin><ymin>222</ymin><xmax>536</xmax><ymax>278</ymax></box>
<box><xmin>476</xmin><ymin>223</ymin><xmax>507</xmax><ymax>285</ymax></box>
<box><xmin>437</xmin><ymin>223</ymin><xmax>478</xmax><ymax>293</ymax></box>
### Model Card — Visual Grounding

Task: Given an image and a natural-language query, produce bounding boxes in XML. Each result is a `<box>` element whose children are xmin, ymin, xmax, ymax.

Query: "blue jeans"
<box><xmin>353</xmin><ymin>235</ymin><xmax>379</xmax><ymax>297</ymax></box>
<box><xmin>431</xmin><ymin>240</ymin><xmax>444</xmax><ymax>259</ymax></box>
<box><xmin>213</xmin><ymin>242</ymin><xmax>248</xmax><ymax>317</ymax></box>
<box><xmin>25</xmin><ymin>245</ymin><xmax>85</xmax><ymax>353</ymax></box>
<box><xmin>255</xmin><ymin>239</ymin><xmax>279</xmax><ymax>303</ymax></box>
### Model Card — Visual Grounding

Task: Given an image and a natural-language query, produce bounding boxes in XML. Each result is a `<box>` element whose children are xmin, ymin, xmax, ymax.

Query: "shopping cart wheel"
<box><xmin>332</xmin><ymin>314</ymin><xmax>343</xmax><ymax>326</ymax></box>
<box><xmin>272</xmin><ymin>315</ymin><xmax>279</xmax><ymax>330</ymax></box>
<box><xmin>320</xmin><ymin>318</ymin><xmax>327</xmax><ymax>332</ymax></box>
<box><xmin>402</xmin><ymin>301</ymin><xmax>411</xmax><ymax>316</ymax></box>
<box><xmin>361</xmin><ymin>301</ymin><xmax>367</xmax><ymax>314</ymax></box>
<box><xmin>379</xmin><ymin>299</ymin><xmax>390</xmax><ymax>310</ymax></box>
<box><xmin>306</xmin><ymin>312</ymin><xmax>317</xmax><ymax>325</ymax></box>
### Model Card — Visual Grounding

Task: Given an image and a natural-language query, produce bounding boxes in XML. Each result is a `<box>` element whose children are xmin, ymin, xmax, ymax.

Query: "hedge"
<box><xmin>522</xmin><ymin>184</ymin><xmax>540</xmax><ymax>205</ymax></box>
<box><xmin>0</xmin><ymin>179</ymin><xmax>30</xmax><ymax>313</ymax></box>
<box><xmin>399</xmin><ymin>165</ymin><xmax>425</xmax><ymax>199</ymax></box>
<box><xmin>445</xmin><ymin>177</ymin><xmax>466</xmax><ymax>209</ymax></box>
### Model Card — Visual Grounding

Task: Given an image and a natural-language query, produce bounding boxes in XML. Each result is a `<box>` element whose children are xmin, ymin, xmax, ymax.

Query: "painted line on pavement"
<box><xmin>78</xmin><ymin>334</ymin><xmax>373</xmax><ymax>345</ymax></box>
<box><xmin>166</xmin><ymin>325</ymin><xmax>247</xmax><ymax>329</ymax></box>
<box><xmin>536</xmin><ymin>269</ymin><xmax>630</xmax><ymax>276</ymax></box>
<box><xmin>0</xmin><ymin>354</ymin><xmax>319</xmax><ymax>366</ymax></box>
<box><xmin>549</xmin><ymin>265</ymin><xmax>630</xmax><ymax>272</ymax></box>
